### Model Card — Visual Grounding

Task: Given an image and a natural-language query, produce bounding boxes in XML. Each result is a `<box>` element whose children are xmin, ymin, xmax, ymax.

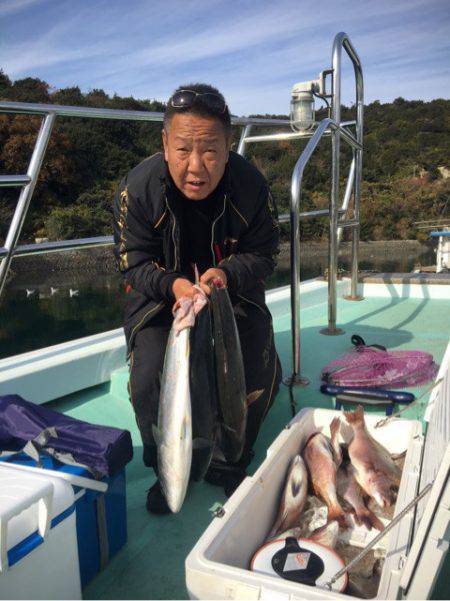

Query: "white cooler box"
<box><xmin>186</xmin><ymin>373</ymin><xmax>450</xmax><ymax>601</ymax></box>
<box><xmin>0</xmin><ymin>465</ymin><xmax>82</xmax><ymax>600</ymax></box>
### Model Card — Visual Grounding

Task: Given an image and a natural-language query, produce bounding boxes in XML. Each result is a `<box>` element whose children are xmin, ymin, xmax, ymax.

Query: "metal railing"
<box><xmin>0</xmin><ymin>103</ymin><xmax>290</xmax><ymax>298</ymax></box>
<box><xmin>237</xmin><ymin>32</ymin><xmax>364</xmax><ymax>385</ymax></box>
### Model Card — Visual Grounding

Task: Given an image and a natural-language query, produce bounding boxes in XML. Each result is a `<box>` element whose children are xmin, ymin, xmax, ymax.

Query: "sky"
<box><xmin>1</xmin><ymin>0</ymin><xmax>449</xmax><ymax>116</ymax></box>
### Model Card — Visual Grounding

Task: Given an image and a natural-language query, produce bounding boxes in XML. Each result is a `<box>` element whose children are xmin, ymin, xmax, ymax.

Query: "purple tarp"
<box><xmin>0</xmin><ymin>394</ymin><xmax>133</xmax><ymax>478</ymax></box>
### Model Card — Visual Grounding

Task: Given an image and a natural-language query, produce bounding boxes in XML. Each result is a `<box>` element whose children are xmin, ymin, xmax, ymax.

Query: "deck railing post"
<box><xmin>236</xmin><ymin>124</ymin><xmax>252</xmax><ymax>157</ymax></box>
<box><xmin>0</xmin><ymin>112</ymin><xmax>56</xmax><ymax>300</ymax></box>
<box><xmin>347</xmin><ymin>50</ymin><xmax>364</xmax><ymax>301</ymax></box>
<box><xmin>322</xmin><ymin>32</ymin><xmax>364</xmax><ymax>333</ymax></box>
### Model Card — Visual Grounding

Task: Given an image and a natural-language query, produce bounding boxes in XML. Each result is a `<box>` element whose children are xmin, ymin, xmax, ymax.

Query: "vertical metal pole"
<box><xmin>348</xmin><ymin>41</ymin><xmax>364</xmax><ymax>300</ymax></box>
<box><xmin>0</xmin><ymin>113</ymin><xmax>56</xmax><ymax>299</ymax></box>
<box><xmin>236</xmin><ymin>124</ymin><xmax>252</xmax><ymax>157</ymax></box>
<box><xmin>321</xmin><ymin>37</ymin><xmax>344</xmax><ymax>335</ymax></box>
<box><xmin>284</xmin><ymin>167</ymin><xmax>309</xmax><ymax>386</ymax></box>
<box><xmin>283</xmin><ymin>120</ymin><xmax>331</xmax><ymax>387</ymax></box>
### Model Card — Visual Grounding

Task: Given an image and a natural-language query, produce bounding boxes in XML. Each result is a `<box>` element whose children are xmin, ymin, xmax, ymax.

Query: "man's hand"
<box><xmin>199</xmin><ymin>268</ymin><xmax>227</xmax><ymax>295</ymax></box>
<box><xmin>172</xmin><ymin>278</ymin><xmax>197</xmax><ymax>301</ymax></box>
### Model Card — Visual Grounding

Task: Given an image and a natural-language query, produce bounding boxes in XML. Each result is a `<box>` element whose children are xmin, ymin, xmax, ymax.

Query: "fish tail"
<box><xmin>344</xmin><ymin>404</ymin><xmax>365</xmax><ymax>426</ymax></box>
<box><xmin>351</xmin><ymin>509</ymin><xmax>363</xmax><ymax>527</ymax></box>
<box><xmin>357</xmin><ymin>508</ymin><xmax>385</xmax><ymax>531</ymax></box>
<box><xmin>330</xmin><ymin>416</ymin><xmax>340</xmax><ymax>439</ymax></box>
<box><xmin>327</xmin><ymin>505</ymin><xmax>348</xmax><ymax>529</ymax></box>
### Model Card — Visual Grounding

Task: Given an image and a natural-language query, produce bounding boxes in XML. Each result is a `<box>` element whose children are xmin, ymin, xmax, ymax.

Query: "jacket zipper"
<box><xmin>210</xmin><ymin>194</ymin><xmax>227</xmax><ymax>266</ymax></box>
<box><xmin>165</xmin><ymin>196</ymin><xmax>179</xmax><ymax>271</ymax></box>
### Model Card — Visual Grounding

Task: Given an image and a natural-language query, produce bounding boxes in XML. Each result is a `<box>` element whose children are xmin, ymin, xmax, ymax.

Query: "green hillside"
<box><xmin>0</xmin><ymin>70</ymin><xmax>448</xmax><ymax>244</ymax></box>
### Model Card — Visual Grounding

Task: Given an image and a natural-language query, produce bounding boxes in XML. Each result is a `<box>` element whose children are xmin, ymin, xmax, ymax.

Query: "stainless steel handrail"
<box><xmin>0</xmin><ymin>236</ymin><xmax>114</xmax><ymax>258</ymax></box>
<box><xmin>241</xmin><ymin>120</ymin><xmax>358</xmax><ymax>145</ymax></box>
<box><xmin>0</xmin><ymin>113</ymin><xmax>56</xmax><ymax>298</ymax></box>
<box><xmin>0</xmin><ymin>100</ymin><xmax>290</xmax><ymax>127</ymax></box>
<box><xmin>0</xmin><ymin>175</ymin><xmax>31</xmax><ymax>187</ymax></box>
<box><xmin>289</xmin><ymin>118</ymin><xmax>361</xmax><ymax>383</ymax></box>
<box><xmin>332</xmin><ymin>32</ymin><xmax>364</xmax><ymax>310</ymax></box>
<box><xmin>237</xmin><ymin>32</ymin><xmax>364</xmax><ymax>384</ymax></box>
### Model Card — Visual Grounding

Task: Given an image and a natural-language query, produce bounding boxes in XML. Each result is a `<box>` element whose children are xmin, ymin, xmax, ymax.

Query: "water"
<box><xmin>0</xmin><ymin>247</ymin><xmax>435</xmax><ymax>360</ymax></box>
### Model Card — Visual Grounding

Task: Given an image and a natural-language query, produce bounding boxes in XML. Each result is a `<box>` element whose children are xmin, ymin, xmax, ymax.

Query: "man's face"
<box><xmin>162</xmin><ymin>112</ymin><xmax>230</xmax><ymax>200</ymax></box>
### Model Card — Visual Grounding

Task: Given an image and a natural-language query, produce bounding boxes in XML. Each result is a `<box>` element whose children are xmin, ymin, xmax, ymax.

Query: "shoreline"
<box><xmin>7</xmin><ymin>239</ymin><xmax>433</xmax><ymax>284</ymax></box>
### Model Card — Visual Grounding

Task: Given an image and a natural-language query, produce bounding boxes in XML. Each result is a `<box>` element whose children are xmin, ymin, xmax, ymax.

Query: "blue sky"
<box><xmin>1</xmin><ymin>0</ymin><xmax>449</xmax><ymax>115</ymax></box>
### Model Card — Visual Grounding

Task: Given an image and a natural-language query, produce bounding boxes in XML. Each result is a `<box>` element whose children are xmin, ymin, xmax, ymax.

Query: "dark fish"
<box><xmin>189</xmin><ymin>303</ymin><xmax>218</xmax><ymax>481</ymax></box>
<box><xmin>210</xmin><ymin>284</ymin><xmax>247</xmax><ymax>463</ymax></box>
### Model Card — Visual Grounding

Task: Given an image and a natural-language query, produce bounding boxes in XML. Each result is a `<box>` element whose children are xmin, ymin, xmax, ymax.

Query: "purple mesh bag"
<box><xmin>321</xmin><ymin>346</ymin><xmax>438</xmax><ymax>388</ymax></box>
<box><xmin>0</xmin><ymin>394</ymin><xmax>133</xmax><ymax>478</ymax></box>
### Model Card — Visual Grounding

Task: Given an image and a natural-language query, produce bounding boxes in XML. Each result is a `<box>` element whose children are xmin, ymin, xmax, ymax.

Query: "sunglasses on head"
<box><xmin>169</xmin><ymin>89</ymin><xmax>228</xmax><ymax>114</ymax></box>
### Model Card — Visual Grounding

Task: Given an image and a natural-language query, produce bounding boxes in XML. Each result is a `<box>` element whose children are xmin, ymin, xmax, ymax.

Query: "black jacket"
<box><xmin>113</xmin><ymin>151</ymin><xmax>280</xmax><ymax>352</ymax></box>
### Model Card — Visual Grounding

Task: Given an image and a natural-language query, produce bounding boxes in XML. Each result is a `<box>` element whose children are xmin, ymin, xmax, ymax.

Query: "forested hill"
<box><xmin>0</xmin><ymin>70</ymin><xmax>448</xmax><ymax>244</ymax></box>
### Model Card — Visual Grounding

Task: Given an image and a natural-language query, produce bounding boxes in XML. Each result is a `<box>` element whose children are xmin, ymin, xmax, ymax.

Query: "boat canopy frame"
<box><xmin>0</xmin><ymin>32</ymin><xmax>363</xmax><ymax>386</ymax></box>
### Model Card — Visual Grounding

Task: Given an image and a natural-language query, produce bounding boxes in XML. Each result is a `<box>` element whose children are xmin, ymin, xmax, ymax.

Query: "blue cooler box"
<box><xmin>0</xmin><ymin>454</ymin><xmax>127</xmax><ymax>588</ymax></box>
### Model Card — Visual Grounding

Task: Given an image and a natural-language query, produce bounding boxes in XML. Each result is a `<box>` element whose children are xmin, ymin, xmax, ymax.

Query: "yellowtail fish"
<box><xmin>153</xmin><ymin>294</ymin><xmax>206</xmax><ymax>513</ymax></box>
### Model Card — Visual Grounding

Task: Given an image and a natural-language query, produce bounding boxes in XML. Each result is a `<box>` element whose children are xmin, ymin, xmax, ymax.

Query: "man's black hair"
<box><xmin>164</xmin><ymin>83</ymin><xmax>232</xmax><ymax>137</ymax></box>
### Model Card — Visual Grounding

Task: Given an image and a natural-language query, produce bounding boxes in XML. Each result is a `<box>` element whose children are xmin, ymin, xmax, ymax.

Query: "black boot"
<box><xmin>146</xmin><ymin>480</ymin><xmax>171</xmax><ymax>514</ymax></box>
<box><xmin>204</xmin><ymin>460</ymin><xmax>247</xmax><ymax>497</ymax></box>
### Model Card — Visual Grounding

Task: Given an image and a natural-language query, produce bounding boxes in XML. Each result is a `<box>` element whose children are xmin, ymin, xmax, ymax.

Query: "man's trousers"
<box><xmin>127</xmin><ymin>299</ymin><xmax>282</xmax><ymax>471</ymax></box>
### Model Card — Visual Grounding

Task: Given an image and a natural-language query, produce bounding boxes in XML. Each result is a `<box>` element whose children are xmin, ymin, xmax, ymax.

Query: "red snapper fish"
<box><xmin>303</xmin><ymin>433</ymin><xmax>348</xmax><ymax>527</ymax></box>
<box><xmin>337</xmin><ymin>462</ymin><xmax>385</xmax><ymax>531</ymax></box>
<box><xmin>345</xmin><ymin>406</ymin><xmax>401</xmax><ymax>508</ymax></box>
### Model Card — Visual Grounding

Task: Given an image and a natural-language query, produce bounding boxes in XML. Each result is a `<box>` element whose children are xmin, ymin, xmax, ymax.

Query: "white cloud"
<box><xmin>0</xmin><ymin>0</ymin><xmax>48</xmax><ymax>17</ymax></box>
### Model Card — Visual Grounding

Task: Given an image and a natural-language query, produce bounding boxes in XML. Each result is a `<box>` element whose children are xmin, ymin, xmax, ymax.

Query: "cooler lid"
<box><xmin>400</xmin><ymin>357</ymin><xmax>450</xmax><ymax>599</ymax></box>
<box><xmin>0</xmin><ymin>464</ymin><xmax>75</xmax><ymax>571</ymax></box>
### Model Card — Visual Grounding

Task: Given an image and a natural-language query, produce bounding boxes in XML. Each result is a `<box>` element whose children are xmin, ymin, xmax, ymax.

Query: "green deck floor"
<box><xmin>47</xmin><ymin>292</ymin><xmax>450</xmax><ymax>600</ymax></box>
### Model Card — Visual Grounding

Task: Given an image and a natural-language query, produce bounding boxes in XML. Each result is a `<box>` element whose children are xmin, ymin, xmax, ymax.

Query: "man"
<box><xmin>113</xmin><ymin>83</ymin><xmax>282</xmax><ymax>514</ymax></box>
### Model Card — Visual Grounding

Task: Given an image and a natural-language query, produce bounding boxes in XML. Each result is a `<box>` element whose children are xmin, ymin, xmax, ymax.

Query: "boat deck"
<box><xmin>45</xmin><ymin>280</ymin><xmax>450</xmax><ymax>599</ymax></box>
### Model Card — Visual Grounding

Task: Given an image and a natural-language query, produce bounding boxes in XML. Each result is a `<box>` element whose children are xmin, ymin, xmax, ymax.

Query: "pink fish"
<box><xmin>303</xmin><ymin>433</ymin><xmax>348</xmax><ymax>527</ymax></box>
<box><xmin>269</xmin><ymin>455</ymin><xmax>308</xmax><ymax>538</ymax></box>
<box><xmin>337</xmin><ymin>463</ymin><xmax>385</xmax><ymax>531</ymax></box>
<box><xmin>345</xmin><ymin>406</ymin><xmax>401</xmax><ymax>508</ymax></box>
